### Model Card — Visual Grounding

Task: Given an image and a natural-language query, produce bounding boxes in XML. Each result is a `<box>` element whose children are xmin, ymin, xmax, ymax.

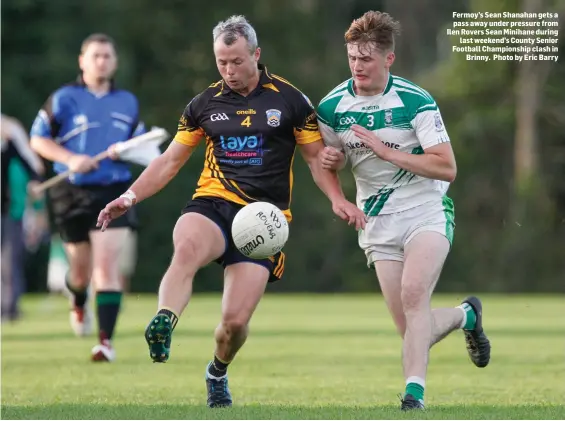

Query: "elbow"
<box><xmin>444</xmin><ymin>166</ymin><xmax>457</xmax><ymax>183</ymax></box>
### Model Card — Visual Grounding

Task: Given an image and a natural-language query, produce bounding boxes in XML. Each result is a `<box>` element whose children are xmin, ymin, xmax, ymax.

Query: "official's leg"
<box><xmin>61</xmin><ymin>217</ymin><xmax>93</xmax><ymax>337</ymax></box>
<box><xmin>89</xmin><ymin>226</ymin><xmax>130</xmax><ymax>361</ymax></box>
<box><xmin>146</xmin><ymin>212</ymin><xmax>226</xmax><ymax>362</ymax></box>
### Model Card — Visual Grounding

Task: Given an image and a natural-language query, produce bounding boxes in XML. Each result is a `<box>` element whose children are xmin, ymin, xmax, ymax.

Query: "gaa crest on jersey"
<box><xmin>266</xmin><ymin>109</ymin><xmax>282</xmax><ymax>127</ymax></box>
<box><xmin>434</xmin><ymin>112</ymin><xmax>444</xmax><ymax>132</ymax></box>
<box><xmin>384</xmin><ymin>109</ymin><xmax>393</xmax><ymax>126</ymax></box>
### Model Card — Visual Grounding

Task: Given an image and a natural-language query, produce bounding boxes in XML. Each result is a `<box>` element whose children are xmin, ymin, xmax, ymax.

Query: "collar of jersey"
<box><xmin>74</xmin><ymin>74</ymin><xmax>117</xmax><ymax>92</ymax></box>
<box><xmin>219</xmin><ymin>63</ymin><xmax>273</xmax><ymax>96</ymax></box>
<box><xmin>347</xmin><ymin>73</ymin><xmax>393</xmax><ymax>98</ymax></box>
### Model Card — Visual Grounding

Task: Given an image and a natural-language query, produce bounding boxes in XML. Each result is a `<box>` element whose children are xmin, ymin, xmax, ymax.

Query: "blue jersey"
<box><xmin>30</xmin><ymin>77</ymin><xmax>146</xmax><ymax>186</ymax></box>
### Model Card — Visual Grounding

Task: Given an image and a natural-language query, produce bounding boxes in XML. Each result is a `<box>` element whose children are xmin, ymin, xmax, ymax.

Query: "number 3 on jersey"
<box><xmin>241</xmin><ymin>116</ymin><xmax>252</xmax><ymax>127</ymax></box>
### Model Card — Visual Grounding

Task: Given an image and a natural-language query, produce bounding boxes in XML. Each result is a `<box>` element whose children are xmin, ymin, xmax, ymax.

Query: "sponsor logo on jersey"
<box><xmin>211</xmin><ymin>113</ymin><xmax>230</xmax><ymax>121</ymax></box>
<box><xmin>236</xmin><ymin>109</ymin><xmax>256</xmax><ymax>115</ymax></box>
<box><xmin>346</xmin><ymin>140</ymin><xmax>399</xmax><ymax>150</ymax></box>
<box><xmin>346</xmin><ymin>141</ymin><xmax>368</xmax><ymax>150</ymax></box>
<box><xmin>219</xmin><ymin>134</ymin><xmax>264</xmax><ymax>165</ymax></box>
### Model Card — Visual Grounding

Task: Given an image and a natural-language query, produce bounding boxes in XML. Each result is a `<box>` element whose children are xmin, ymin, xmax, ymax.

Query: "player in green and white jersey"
<box><xmin>317</xmin><ymin>11</ymin><xmax>491</xmax><ymax>410</ymax></box>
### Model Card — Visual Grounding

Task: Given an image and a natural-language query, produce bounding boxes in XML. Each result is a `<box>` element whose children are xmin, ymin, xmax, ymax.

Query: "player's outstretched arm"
<box><xmin>127</xmin><ymin>140</ymin><xmax>194</xmax><ymax>202</ymax></box>
<box><xmin>96</xmin><ymin>140</ymin><xmax>194</xmax><ymax>231</ymax></box>
<box><xmin>299</xmin><ymin>141</ymin><xmax>366</xmax><ymax>230</ymax></box>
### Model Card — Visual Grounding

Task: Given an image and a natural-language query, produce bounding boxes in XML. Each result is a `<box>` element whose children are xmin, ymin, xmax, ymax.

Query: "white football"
<box><xmin>231</xmin><ymin>202</ymin><xmax>289</xmax><ymax>260</ymax></box>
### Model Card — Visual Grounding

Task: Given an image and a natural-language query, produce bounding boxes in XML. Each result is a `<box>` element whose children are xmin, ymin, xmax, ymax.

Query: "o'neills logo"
<box><xmin>236</xmin><ymin>109</ymin><xmax>257</xmax><ymax>115</ymax></box>
<box><xmin>239</xmin><ymin>235</ymin><xmax>265</xmax><ymax>256</ymax></box>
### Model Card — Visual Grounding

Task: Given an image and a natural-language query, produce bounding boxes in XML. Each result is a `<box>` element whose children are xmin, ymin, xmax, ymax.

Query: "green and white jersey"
<box><xmin>317</xmin><ymin>74</ymin><xmax>451</xmax><ymax>216</ymax></box>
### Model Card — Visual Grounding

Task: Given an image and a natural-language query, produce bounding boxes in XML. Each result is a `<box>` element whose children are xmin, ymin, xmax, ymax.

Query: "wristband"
<box><xmin>120</xmin><ymin>189</ymin><xmax>137</xmax><ymax>205</ymax></box>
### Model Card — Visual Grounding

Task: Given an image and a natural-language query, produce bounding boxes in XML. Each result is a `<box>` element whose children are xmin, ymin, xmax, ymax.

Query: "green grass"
<box><xmin>2</xmin><ymin>294</ymin><xmax>564</xmax><ymax>419</ymax></box>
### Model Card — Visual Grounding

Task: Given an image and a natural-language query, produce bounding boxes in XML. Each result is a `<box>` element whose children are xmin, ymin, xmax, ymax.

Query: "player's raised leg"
<box><xmin>205</xmin><ymin>262</ymin><xmax>269</xmax><ymax>408</ymax></box>
<box><xmin>89</xmin><ymin>227</ymin><xmax>130</xmax><ymax>361</ymax></box>
<box><xmin>145</xmin><ymin>213</ymin><xmax>226</xmax><ymax>363</ymax></box>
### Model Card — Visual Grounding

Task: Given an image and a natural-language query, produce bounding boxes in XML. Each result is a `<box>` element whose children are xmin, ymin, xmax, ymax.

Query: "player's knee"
<box><xmin>68</xmin><ymin>259</ymin><xmax>90</xmax><ymax>287</ymax></box>
<box><xmin>221</xmin><ymin>313</ymin><xmax>249</xmax><ymax>336</ymax></box>
<box><xmin>401</xmin><ymin>285</ymin><xmax>429</xmax><ymax>313</ymax></box>
<box><xmin>172</xmin><ymin>237</ymin><xmax>203</xmax><ymax>272</ymax></box>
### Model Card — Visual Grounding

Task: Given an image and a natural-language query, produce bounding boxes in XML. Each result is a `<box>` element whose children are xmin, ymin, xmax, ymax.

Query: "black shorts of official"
<box><xmin>49</xmin><ymin>180</ymin><xmax>137</xmax><ymax>244</ymax></box>
<box><xmin>181</xmin><ymin>196</ymin><xmax>286</xmax><ymax>283</ymax></box>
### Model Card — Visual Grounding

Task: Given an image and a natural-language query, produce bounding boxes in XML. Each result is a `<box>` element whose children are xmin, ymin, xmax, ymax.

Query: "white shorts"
<box><xmin>359</xmin><ymin>197</ymin><xmax>455</xmax><ymax>265</ymax></box>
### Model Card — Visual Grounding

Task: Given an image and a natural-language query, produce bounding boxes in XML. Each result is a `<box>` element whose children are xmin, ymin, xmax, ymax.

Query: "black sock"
<box><xmin>65</xmin><ymin>274</ymin><xmax>88</xmax><ymax>308</ymax></box>
<box><xmin>157</xmin><ymin>308</ymin><xmax>178</xmax><ymax>331</ymax></box>
<box><xmin>208</xmin><ymin>355</ymin><xmax>230</xmax><ymax>377</ymax></box>
<box><xmin>96</xmin><ymin>291</ymin><xmax>122</xmax><ymax>340</ymax></box>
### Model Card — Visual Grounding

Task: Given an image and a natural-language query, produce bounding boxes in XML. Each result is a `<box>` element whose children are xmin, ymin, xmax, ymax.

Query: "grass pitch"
<box><xmin>2</xmin><ymin>293</ymin><xmax>564</xmax><ymax>419</ymax></box>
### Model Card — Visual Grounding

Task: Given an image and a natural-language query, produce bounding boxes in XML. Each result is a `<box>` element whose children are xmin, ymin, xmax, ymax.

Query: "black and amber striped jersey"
<box><xmin>173</xmin><ymin>64</ymin><xmax>321</xmax><ymax>221</ymax></box>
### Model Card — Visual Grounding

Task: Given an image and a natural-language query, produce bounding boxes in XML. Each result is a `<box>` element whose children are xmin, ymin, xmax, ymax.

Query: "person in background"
<box><xmin>1</xmin><ymin>114</ymin><xmax>45</xmax><ymax>321</ymax></box>
<box><xmin>30</xmin><ymin>33</ymin><xmax>146</xmax><ymax>362</ymax></box>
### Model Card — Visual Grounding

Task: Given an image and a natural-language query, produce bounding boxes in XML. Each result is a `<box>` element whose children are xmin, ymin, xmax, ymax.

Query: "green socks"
<box><xmin>405</xmin><ymin>377</ymin><xmax>425</xmax><ymax>401</ymax></box>
<box><xmin>458</xmin><ymin>302</ymin><xmax>477</xmax><ymax>330</ymax></box>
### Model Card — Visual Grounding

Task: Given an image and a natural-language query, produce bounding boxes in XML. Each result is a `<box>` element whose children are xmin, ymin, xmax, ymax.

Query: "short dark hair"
<box><xmin>80</xmin><ymin>33</ymin><xmax>117</xmax><ymax>54</ymax></box>
<box><xmin>345</xmin><ymin>11</ymin><xmax>401</xmax><ymax>53</ymax></box>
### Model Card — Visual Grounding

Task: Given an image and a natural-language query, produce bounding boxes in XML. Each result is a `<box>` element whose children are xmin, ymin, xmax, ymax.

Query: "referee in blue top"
<box><xmin>30</xmin><ymin>33</ymin><xmax>145</xmax><ymax>362</ymax></box>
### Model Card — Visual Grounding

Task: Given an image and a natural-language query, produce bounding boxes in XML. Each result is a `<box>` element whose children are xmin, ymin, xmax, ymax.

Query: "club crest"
<box><xmin>384</xmin><ymin>109</ymin><xmax>393</xmax><ymax>126</ymax></box>
<box><xmin>266</xmin><ymin>109</ymin><xmax>282</xmax><ymax>127</ymax></box>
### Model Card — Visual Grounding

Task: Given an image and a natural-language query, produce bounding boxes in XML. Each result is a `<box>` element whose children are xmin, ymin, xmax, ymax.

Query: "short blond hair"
<box><xmin>345</xmin><ymin>11</ymin><xmax>401</xmax><ymax>52</ymax></box>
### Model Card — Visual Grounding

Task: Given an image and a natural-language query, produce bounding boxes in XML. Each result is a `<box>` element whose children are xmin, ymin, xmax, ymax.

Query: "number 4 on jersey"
<box><xmin>241</xmin><ymin>116</ymin><xmax>252</xmax><ymax>127</ymax></box>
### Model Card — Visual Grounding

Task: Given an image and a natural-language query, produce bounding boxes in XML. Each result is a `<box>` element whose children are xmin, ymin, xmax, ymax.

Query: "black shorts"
<box><xmin>181</xmin><ymin>197</ymin><xmax>286</xmax><ymax>283</ymax></box>
<box><xmin>49</xmin><ymin>180</ymin><xmax>137</xmax><ymax>244</ymax></box>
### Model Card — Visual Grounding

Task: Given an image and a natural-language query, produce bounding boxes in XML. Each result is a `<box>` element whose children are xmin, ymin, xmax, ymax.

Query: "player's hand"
<box><xmin>332</xmin><ymin>199</ymin><xmax>367</xmax><ymax>230</ymax></box>
<box><xmin>67</xmin><ymin>154</ymin><xmax>99</xmax><ymax>173</ymax></box>
<box><xmin>96</xmin><ymin>197</ymin><xmax>133</xmax><ymax>232</ymax></box>
<box><xmin>351</xmin><ymin>124</ymin><xmax>389</xmax><ymax>160</ymax></box>
<box><xmin>320</xmin><ymin>146</ymin><xmax>345</xmax><ymax>170</ymax></box>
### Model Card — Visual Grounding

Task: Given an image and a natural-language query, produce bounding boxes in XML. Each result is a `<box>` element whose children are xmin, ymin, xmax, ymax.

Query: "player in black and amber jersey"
<box><xmin>97</xmin><ymin>15</ymin><xmax>365</xmax><ymax>407</ymax></box>
<box><xmin>175</xmin><ymin>63</ymin><xmax>320</xmax><ymax>221</ymax></box>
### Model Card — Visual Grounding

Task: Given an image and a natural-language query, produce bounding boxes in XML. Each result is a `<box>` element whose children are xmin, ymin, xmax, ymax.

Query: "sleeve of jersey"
<box><xmin>30</xmin><ymin>93</ymin><xmax>61</xmax><ymax>139</ymax></box>
<box><xmin>10</xmin><ymin>121</ymin><xmax>44</xmax><ymax>178</ymax></box>
<box><xmin>293</xmin><ymin>94</ymin><xmax>322</xmax><ymax>145</ymax></box>
<box><xmin>318</xmin><ymin>120</ymin><xmax>342</xmax><ymax>150</ymax></box>
<box><xmin>130</xmin><ymin>121</ymin><xmax>147</xmax><ymax>138</ymax></box>
<box><xmin>412</xmin><ymin>108</ymin><xmax>451</xmax><ymax>149</ymax></box>
<box><xmin>173</xmin><ymin>101</ymin><xmax>204</xmax><ymax>147</ymax></box>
